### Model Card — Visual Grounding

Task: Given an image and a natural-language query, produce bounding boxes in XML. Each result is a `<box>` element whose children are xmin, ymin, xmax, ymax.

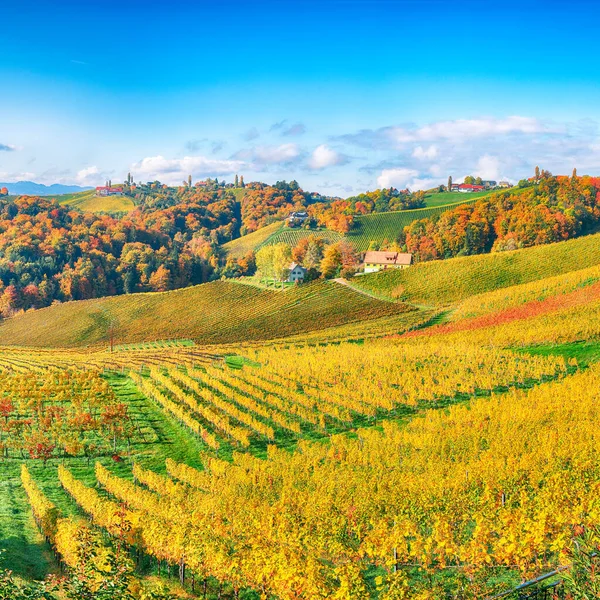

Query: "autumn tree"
<box><xmin>149</xmin><ymin>265</ymin><xmax>172</xmax><ymax>292</ymax></box>
<box><xmin>321</xmin><ymin>244</ymin><xmax>343</xmax><ymax>279</ymax></box>
<box><xmin>255</xmin><ymin>246</ymin><xmax>276</xmax><ymax>284</ymax></box>
<box><xmin>256</xmin><ymin>243</ymin><xmax>292</xmax><ymax>286</ymax></box>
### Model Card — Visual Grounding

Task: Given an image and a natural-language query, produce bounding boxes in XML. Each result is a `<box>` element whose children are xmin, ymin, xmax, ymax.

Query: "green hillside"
<box><xmin>346</xmin><ymin>201</ymin><xmax>479</xmax><ymax>251</ymax></box>
<box><xmin>423</xmin><ymin>189</ymin><xmax>494</xmax><ymax>207</ymax></box>
<box><xmin>51</xmin><ymin>189</ymin><xmax>135</xmax><ymax>214</ymax></box>
<box><xmin>256</xmin><ymin>227</ymin><xmax>344</xmax><ymax>251</ymax></box>
<box><xmin>223</xmin><ymin>221</ymin><xmax>284</xmax><ymax>258</ymax></box>
<box><xmin>351</xmin><ymin>231</ymin><xmax>600</xmax><ymax>306</ymax></box>
<box><xmin>228</xmin><ymin>198</ymin><xmax>479</xmax><ymax>256</ymax></box>
<box><xmin>0</xmin><ymin>279</ymin><xmax>407</xmax><ymax>348</ymax></box>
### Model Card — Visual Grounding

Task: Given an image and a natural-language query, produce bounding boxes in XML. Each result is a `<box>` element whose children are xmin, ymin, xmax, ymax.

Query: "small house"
<box><xmin>456</xmin><ymin>184</ymin><xmax>486</xmax><ymax>193</ymax></box>
<box><xmin>363</xmin><ymin>251</ymin><xmax>412</xmax><ymax>274</ymax></box>
<box><xmin>288</xmin><ymin>262</ymin><xmax>307</xmax><ymax>283</ymax></box>
<box><xmin>96</xmin><ymin>186</ymin><xmax>123</xmax><ymax>196</ymax></box>
<box><xmin>498</xmin><ymin>181</ymin><xmax>512</xmax><ymax>188</ymax></box>
<box><xmin>288</xmin><ymin>211</ymin><xmax>309</xmax><ymax>226</ymax></box>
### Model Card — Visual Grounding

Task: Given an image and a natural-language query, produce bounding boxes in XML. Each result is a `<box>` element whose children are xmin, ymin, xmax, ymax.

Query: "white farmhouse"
<box><xmin>287</xmin><ymin>262</ymin><xmax>307</xmax><ymax>283</ymax></box>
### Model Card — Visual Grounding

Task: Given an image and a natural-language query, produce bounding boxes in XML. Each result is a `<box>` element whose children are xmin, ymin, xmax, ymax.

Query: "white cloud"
<box><xmin>376</xmin><ymin>168</ymin><xmax>419</xmax><ymax>189</ymax></box>
<box><xmin>233</xmin><ymin>143</ymin><xmax>300</xmax><ymax>167</ymax></box>
<box><xmin>412</xmin><ymin>145</ymin><xmax>438</xmax><ymax>160</ymax></box>
<box><xmin>75</xmin><ymin>166</ymin><xmax>101</xmax><ymax>185</ymax></box>
<box><xmin>390</xmin><ymin>116</ymin><xmax>548</xmax><ymax>145</ymax></box>
<box><xmin>475</xmin><ymin>155</ymin><xmax>501</xmax><ymax>180</ymax></box>
<box><xmin>308</xmin><ymin>144</ymin><xmax>348</xmax><ymax>170</ymax></box>
<box><xmin>0</xmin><ymin>171</ymin><xmax>35</xmax><ymax>182</ymax></box>
<box><xmin>340</xmin><ymin>116</ymin><xmax>552</xmax><ymax>151</ymax></box>
<box><xmin>254</xmin><ymin>144</ymin><xmax>300</xmax><ymax>163</ymax></box>
<box><xmin>131</xmin><ymin>155</ymin><xmax>244</xmax><ymax>184</ymax></box>
<box><xmin>408</xmin><ymin>177</ymin><xmax>440</xmax><ymax>191</ymax></box>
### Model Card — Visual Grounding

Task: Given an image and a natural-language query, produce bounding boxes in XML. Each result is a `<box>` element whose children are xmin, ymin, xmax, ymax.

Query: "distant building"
<box><xmin>363</xmin><ymin>251</ymin><xmax>412</xmax><ymax>274</ymax></box>
<box><xmin>481</xmin><ymin>180</ymin><xmax>497</xmax><ymax>188</ymax></box>
<box><xmin>455</xmin><ymin>184</ymin><xmax>486</xmax><ymax>193</ymax></box>
<box><xmin>96</xmin><ymin>186</ymin><xmax>123</xmax><ymax>196</ymax></box>
<box><xmin>498</xmin><ymin>181</ymin><xmax>512</xmax><ymax>188</ymax></box>
<box><xmin>287</xmin><ymin>263</ymin><xmax>307</xmax><ymax>283</ymax></box>
<box><xmin>287</xmin><ymin>211</ymin><xmax>309</xmax><ymax>226</ymax></box>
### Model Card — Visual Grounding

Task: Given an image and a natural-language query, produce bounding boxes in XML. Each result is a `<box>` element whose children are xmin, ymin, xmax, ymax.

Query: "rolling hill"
<box><xmin>351</xmin><ymin>230</ymin><xmax>600</xmax><ymax>306</ymax></box>
<box><xmin>51</xmin><ymin>189</ymin><xmax>136</xmax><ymax>213</ymax></box>
<box><xmin>222</xmin><ymin>221</ymin><xmax>284</xmax><ymax>258</ymax></box>
<box><xmin>422</xmin><ymin>189</ymin><xmax>495</xmax><ymax>207</ymax></box>
<box><xmin>0</xmin><ymin>279</ymin><xmax>408</xmax><ymax>348</ymax></box>
<box><xmin>226</xmin><ymin>196</ymin><xmax>481</xmax><ymax>256</ymax></box>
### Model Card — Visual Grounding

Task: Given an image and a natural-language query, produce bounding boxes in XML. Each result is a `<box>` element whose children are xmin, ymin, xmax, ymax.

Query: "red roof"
<box><xmin>458</xmin><ymin>184</ymin><xmax>485</xmax><ymax>190</ymax></box>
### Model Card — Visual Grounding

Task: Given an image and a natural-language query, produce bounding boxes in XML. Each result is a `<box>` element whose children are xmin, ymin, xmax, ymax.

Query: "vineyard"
<box><xmin>352</xmin><ymin>229</ymin><xmax>600</xmax><ymax>305</ymax></box>
<box><xmin>1</xmin><ymin>228</ymin><xmax>600</xmax><ymax>597</ymax></box>
<box><xmin>223</xmin><ymin>221</ymin><xmax>283</xmax><ymax>258</ymax></box>
<box><xmin>0</xmin><ymin>279</ymin><xmax>407</xmax><ymax>348</ymax></box>
<box><xmin>53</xmin><ymin>189</ymin><xmax>136</xmax><ymax>214</ymax></box>
<box><xmin>345</xmin><ymin>201</ymin><xmax>478</xmax><ymax>251</ymax></box>
<box><xmin>227</xmin><ymin>198</ymin><xmax>479</xmax><ymax>256</ymax></box>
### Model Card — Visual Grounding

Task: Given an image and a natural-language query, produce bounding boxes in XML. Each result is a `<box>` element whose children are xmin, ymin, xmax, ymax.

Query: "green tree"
<box><xmin>464</xmin><ymin>175</ymin><xmax>475</xmax><ymax>184</ymax></box>
<box><xmin>188</xmin><ymin>174</ymin><xmax>192</xmax><ymax>188</ymax></box>
<box><xmin>475</xmin><ymin>176</ymin><xmax>483</xmax><ymax>185</ymax></box>
<box><xmin>447</xmin><ymin>175</ymin><xmax>452</xmax><ymax>191</ymax></box>
<box><xmin>240</xmin><ymin>175</ymin><xmax>245</xmax><ymax>188</ymax></box>
<box><xmin>234</xmin><ymin>174</ymin><xmax>239</xmax><ymax>187</ymax></box>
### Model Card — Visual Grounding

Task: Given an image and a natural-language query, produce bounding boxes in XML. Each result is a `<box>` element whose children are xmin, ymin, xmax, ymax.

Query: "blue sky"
<box><xmin>1</xmin><ymin>0</ymin><xmax>600</xmax><ymax>195</ymax></box>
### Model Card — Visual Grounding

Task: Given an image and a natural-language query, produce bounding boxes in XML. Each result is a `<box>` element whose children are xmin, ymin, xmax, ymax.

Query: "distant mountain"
<box><xmin>0</xmin><ymin>181</ymin><xmax>93</xmax><ymax>196</ymax></box>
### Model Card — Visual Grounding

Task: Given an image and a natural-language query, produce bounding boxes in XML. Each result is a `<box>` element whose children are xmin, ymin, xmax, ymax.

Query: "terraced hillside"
<box><xmin>351</xmin><ymin>231</ymin><xmax>600</xmax><ymax>306</ymax></box>
<box><xmin>0</xmin><ymin>280</ymin><xmax>407</xmax><ymax>348</ymax></box>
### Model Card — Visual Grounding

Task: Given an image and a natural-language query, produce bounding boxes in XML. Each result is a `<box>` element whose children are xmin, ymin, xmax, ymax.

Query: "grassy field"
<box><xmin>0</xmin><ymin>280</ymin><xmax>407</xmax><ymax>348</ymax></box>
<box><xmin>50</xmin><ymin>189</ymin><xmax>135</xmax><ymax>214</ymax></box>
<box><xmin>423</xmin><ymin>189</ymin><xmax>494</xmax><ymax>207</ymax></box>
<box><xmin>352</xmin><ymin>231</ymin><xmax>600</xmax><ymax>306</ymax></box>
